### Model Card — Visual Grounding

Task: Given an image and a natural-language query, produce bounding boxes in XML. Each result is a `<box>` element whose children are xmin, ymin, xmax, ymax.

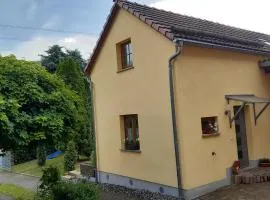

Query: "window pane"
<box><xmin>121</xmin><ymin>41</ymin><xmax>133</xmax><ymax>68</ymax></box>
<box><xmin>123</xmin><ymin>115</ymin><xmax>140</xmax><ymax>151</ymax></box>
<box><xmin>128</xmin><ymin>43</ymin><xmax>132</xmax><ymax>54</ymax></box>
<box><xmin>129</xmin><ymin>54</ymin><xmax>133</xmax><ymax>66</ymax></box>
<box><xmin>126</xmin><ymin>55</ymin><xmax>130</xmax><ymax>66</ymax></box>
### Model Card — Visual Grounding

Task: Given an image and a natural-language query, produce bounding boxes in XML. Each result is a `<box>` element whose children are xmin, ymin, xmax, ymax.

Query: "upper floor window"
<box><xmin>116</xmin><ymin>39</ymin><xmax>133</xmax><ymax>72</ymax></box>
<box><xmin>121</xmin><ymin>41</ymin><xmax>133</xmax><ymax>69</ymax></box>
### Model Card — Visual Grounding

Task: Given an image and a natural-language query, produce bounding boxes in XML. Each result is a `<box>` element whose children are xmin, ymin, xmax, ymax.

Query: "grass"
<box><xmin>12</xmin><ymin>155</ymin><xmax>65</xmax><ymax>177</ymax></box>
<box><xmin>0</xmin><ymin>184</ymin><xmax>35</xmax><ymax>200</ymax></box>
<box><xmin>12</xmin><ymin>155</ymin><xmax>81</xmax><ymax>177</ymax></box>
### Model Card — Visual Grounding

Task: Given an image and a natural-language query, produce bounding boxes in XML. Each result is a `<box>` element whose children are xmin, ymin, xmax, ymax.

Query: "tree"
<box><xmin>0</xmin><ymin>55</ymin><xmax>81</xmax><ymax>152</ymax></box>
<box><xmin>64</xmin><ymin>141</ymin><xmax>77</xmax><ymax>171</ymax></box>
<box><xmin>40</xmin><ymin>45</ymin><xmax>66</xmax><ymax>73</ymax></box>
<box><xmin>40</xmin><ymin>46</ymin><xmax>87</xmax><ymax>73</ymax></box>
<box><xmin>57</xmin><ymin>57</ymin><xmax>93</xmax><ymax>156</ymax></box>
<box><xmin>37</xmin><ymin>144</ymin><xmax>46</xmax><ymax>166</ymax></box>
<box><xmin>66</xmin><ymin>49</ymin><xmax>87</xmax><ymax>71</ymax></box>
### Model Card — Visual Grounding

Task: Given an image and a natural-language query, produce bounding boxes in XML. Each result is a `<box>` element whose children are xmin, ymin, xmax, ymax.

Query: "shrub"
<box><xmin>13</xmin><ymin>147</ymin><xmax>37</xmax><ymax>165</ymax></box>
<box><xmin>40</xmin><ymin>166</ymin><xmax>61</xmax><ymax>189</ymax></box>
<box><xmin>37</xmin><ymin>144</ymin><xmax>46</xmax><ymax>166</ymax></box>
<box><xmin>90</xmin><ymin>150</ymin><xmax>96</xmax><ymax>168</ymax></box>
<box><xmin>64</xmin><ymin>141</ymin><xmax>77</xmax><ymax>171</ymax></box>
<box><xmin>52</xmin><ymin>181</ymin><xmax>100</xmax><ymax>200</ymax></box>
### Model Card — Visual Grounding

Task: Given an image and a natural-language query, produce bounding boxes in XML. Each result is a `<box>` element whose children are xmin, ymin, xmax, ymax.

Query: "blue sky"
<box><xmin>1</xmin><ymin>0</ymin><xmax>269</xmax><ymax>60</ymax></box>
<box><xmin>0</xmin><ymin>0</ymin><xmax>155</xmax><ymax>60</ymax></box>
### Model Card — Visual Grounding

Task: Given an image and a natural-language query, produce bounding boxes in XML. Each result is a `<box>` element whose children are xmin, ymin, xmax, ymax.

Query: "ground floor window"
<box><xmin>121</xmin><ymin>114</ymin><xmax>140</xmax><ymax>151</ymax></box>
<box><xmin>201</xmin><ymin>116</ymin><xmax>219</xmax><ymax>136</ymax></box>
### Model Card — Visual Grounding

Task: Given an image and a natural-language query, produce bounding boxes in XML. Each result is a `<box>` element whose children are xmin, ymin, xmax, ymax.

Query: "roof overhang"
<box><xmin>225</xmin><ymin>94</ymin><xmax>270</xmax><ymax>127</ymax></box>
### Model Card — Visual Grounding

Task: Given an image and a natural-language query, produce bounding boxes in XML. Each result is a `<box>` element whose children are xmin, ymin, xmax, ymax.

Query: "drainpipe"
<box><xmin>168</xmin><ymin>39</ymin><xmax>184</xmax><ymax>199</ymax></box>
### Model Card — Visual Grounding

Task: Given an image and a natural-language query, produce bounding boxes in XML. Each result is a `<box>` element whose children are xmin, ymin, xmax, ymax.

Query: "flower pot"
<box><xmin>259</xmin><ymin>163</ymin><xmax>270</xmax><ymax>168</ymax></box>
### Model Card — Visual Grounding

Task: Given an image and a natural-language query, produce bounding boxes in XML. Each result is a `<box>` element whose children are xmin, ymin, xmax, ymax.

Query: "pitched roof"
<box><xmin>85</xmin><ymin>0</ymin><xmax>270</xmax><ymax>74</ymax></box>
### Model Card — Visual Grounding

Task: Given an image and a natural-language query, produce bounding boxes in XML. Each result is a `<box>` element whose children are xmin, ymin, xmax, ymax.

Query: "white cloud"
<box><xmin>150</xmin><ymin>0</ymin><xmax>270</xmax><ymax>35</ymax></box>
<box><xmin>60</xmin><ymin>37</ymin><xmax>77</xmax><ymax>44</ymax></box>
<box><xmin>2</xmin><ymin>34</ymin><xmax>97</xmax><ymax>61</ymax></box>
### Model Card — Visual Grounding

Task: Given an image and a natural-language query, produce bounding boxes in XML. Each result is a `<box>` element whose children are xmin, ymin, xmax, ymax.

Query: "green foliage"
<box><xmin>40</xmin><ymin>166</ymin><xmax>61</xmax><ymax>189</ymax></box>
<box><xmin>0</xmin><ymin>55</ymin><xmax>81</xmax><ymax>152</ymax></box>
<box><xmin>13</xmin><ymin>147</ymin><xmax>37</xmax><ymax>165</ymax></box>
<box><xmin>90</xmin><ymin>150</ymin><xmax>96</xmax><ymax>168</ymax></box>
<box><xmin>0</xmin><ymin>184</ymin><xmax>35</xmax><ymax>200</ymax></box>
<box><xmin>40</xmin><ymin>45</ymin><xmax>66</xmax><ymax>73</ymax></box>
<box><xmin>13</xmin><ymin>155</ymin><xmax>67</xmax><ymax>177</ymax></box>
<box><xmin>51</xmin><ymin>181</ymin><xmax>100</xmax><ymax>200</ymax></box>
<box><xmin>37</xmin><ymin>144</ymin><xmax>46</xmax><ymax>166</ymax></box>
<box><xmin>40</xmin><ymin>46</ymin><xmax>87</xmax><ymax>73</ymax></box>
<box><xmin>57</xmin><ymin>57</ymin><xmax>93</xmax><ymax>157</ymax></box>
<box><xmin>64</xmin><ymin>141</ymin><xmax>78</xmax><ymax>171</ymax></box>
<box><xmin>66</xmin><ymin>49</ymin><xmax>87</xmax><ymax>70</ymax></box>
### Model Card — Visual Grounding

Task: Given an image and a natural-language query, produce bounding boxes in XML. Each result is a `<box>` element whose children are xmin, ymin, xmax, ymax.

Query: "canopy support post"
<box><xmin>254</xmin><ymin>103</ymin><xmax>270</xmax><ymax>125</ymax></box>
<box><xmin>253</xmin><ymin>103</ymin><xmax>256</xmax><ymax>125</ymax></box>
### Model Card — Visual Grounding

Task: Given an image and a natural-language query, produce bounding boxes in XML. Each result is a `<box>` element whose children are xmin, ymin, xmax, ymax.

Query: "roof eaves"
<box><xmin>178</xmin><ymin>37</ymin><xmax>270</xmax><ymax>57</ymax></box>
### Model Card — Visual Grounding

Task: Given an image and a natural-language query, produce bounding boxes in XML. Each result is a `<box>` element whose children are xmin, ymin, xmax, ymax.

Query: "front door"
<box><xmin>234</xmin><ymin>106</ymin><xmax>249</xmax><ymax>168</ymax></box>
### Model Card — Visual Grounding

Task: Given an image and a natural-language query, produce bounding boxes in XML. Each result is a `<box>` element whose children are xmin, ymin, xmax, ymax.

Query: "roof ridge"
<box><xmin>120</xmin><ymin>0</ymin><xmax>270</xmax><ymax>40</ymax></box>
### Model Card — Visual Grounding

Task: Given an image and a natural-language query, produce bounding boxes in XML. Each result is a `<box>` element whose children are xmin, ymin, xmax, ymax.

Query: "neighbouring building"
<box><xmin>85</xmin><ymin>0</ymin><xmax>270</xmax><ymax>199</ymax></box>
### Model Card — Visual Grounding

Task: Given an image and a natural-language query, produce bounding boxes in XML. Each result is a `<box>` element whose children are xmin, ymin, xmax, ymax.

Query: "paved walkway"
<box><xmin>0</xmin><ymin>195</ymin><xmax>13</xmax><ymax>200</ymax></box>
<box><xmin>0</xmin><ymin>171</ymin><xmax>40</xmax><ymax>191</ymax></box>
<box><xmin>197</xmin><ymin>182</ymin><xmax>270</xmax><ymax>200</ymax></box>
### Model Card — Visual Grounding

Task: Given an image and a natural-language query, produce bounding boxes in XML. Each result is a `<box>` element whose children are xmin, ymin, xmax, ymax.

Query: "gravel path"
<box><xmin>0</xmin><ymin>171</ymin><xmax>40</xmax><ymax>191</ymax></box>
<box><xmin>0</xmin><ymin>195</ymin><xmax>13</xmax><ymax>200</ymax></box>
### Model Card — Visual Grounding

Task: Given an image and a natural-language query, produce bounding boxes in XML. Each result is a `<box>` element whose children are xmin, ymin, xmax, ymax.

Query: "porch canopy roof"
<box><xmin>225</xmin><ymin>94</ymin><xmax>270</xmax><ymax>104</ymax></box>
<box><xmin>225</xmin><ymin>94</ymin><xmax>270</xmax><ymax>127</ymax></box>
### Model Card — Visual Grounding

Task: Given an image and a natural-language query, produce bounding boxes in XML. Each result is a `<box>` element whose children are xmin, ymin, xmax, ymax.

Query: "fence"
<box><xmin>0</xmin><ymin>151</ymin><xmax>12</xmax><ymax>171</ymax></box>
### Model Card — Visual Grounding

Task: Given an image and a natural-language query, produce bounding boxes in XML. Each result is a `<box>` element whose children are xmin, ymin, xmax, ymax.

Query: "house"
<box><xmin>85</xmin><ymin>0</ymin><xmax>270</xmax><ymax>199</ymax></box>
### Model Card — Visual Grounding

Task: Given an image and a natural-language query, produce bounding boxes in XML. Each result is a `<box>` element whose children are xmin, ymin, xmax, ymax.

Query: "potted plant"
<box><xmin>259</xmin><ymin>158</ymin><xmax>270</xmax><ymax>167</ymax></box>
<box><xmin>125</xmin><ymin>140</ymin><xmax>140</xmax><ymax>151</ymax></box>
<box><xmin>232</xmin><ymin>160</ymin><xmax>240</xmax><ymax>175</ymax></box>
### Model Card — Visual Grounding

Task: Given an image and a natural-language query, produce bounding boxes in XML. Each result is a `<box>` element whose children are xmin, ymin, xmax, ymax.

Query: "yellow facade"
<box><xmin>91</xmin><ymin>9</ymin><xmax>177</xmax><ymax>187</ymax></box>
<box><xmin>89</xmin><ymin>8</ymin><xmax>270</xmax><ymax>192</ymax></box>
<box><xmin>174</xmin><ymin>46</ymin><xmax>270</xmax><ymax>189</ymax></box>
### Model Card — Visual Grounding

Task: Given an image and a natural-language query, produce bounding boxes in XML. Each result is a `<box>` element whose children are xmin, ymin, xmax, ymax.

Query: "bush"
<box><xmin>40</xmin><ymin>166</ymin><xmax>61</xmax><ymax>189</ymax></box>
<box><xmin>52</xmin><ymin>181</ymin><xmax>100</xmax><ymax>200</ymax></box>
<box><xmin>13</xmin><ymin>147</ymin><xmax>37</xmax><ymax>165</ymax></box>
<box><xmin>37</xmin><ymin>144</ymin><xmax>46</xmax><ymax>166</ymax></box>
<box><xmin>64</xmin><ymin>141</ymin><xmax>77</xmax><ymax>171</ymax></box>
<box><xmin>90</xmin><ymin>150</ymin><xmax>96</xmax><ymax>168</ymax></box>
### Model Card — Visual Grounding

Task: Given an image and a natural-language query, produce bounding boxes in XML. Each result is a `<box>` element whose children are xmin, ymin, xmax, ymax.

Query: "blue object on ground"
<box><xmin>47</xmin><ymin>150</ymin><xmax>62</xmax><ymax>160</ymax></box>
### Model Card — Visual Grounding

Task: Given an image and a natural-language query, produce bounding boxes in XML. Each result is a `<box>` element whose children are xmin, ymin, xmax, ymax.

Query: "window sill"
<box><xmin>117</xmin><ymin>66</ymin><xmax>134</xmax><ymax>73</ymax></box>
<box><xmin>120</xmin><ymin>149</ymin><xmax>141</xmax><ymax>153</ymax></box>
<box><xmin>202</xmin><ymin>133</ymin><xmax>220</xmax><ymax>138</ymax></box>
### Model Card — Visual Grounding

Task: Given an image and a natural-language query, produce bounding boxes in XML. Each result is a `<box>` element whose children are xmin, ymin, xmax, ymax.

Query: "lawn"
<box><xmin>0</xmin><ymin>184</ymin><xmax>35</xmax><ymax>200</ymax></box>
<box><xmin>12</xmin><ymin>155</ymin><xmax>66</xmax><ymax>177</ymax></box>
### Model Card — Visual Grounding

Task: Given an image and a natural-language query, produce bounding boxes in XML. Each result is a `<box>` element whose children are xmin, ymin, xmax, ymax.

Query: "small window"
<box><xmin>121</xmin><ymin>41</ymin><xmax>133</xmax><ymax>68</ymax></box>
<box><xmin>116</xmin><ymin>39</ymin><xmax>133</xmax><ymax>71</ymax></box>
<box><xmin>201</xmin><ymin>116</ymin><xmax>219</xmax><ymax>136</ymax></box>
<box><xmin>121</xmin><ymin>114</ymin><xmax>140</xmax><ymax>151</ymax></box>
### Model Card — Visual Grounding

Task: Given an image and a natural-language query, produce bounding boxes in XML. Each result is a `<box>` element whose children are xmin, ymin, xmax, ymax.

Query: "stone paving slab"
<box><xmin>0</xmin><ymin>195</ymin><xmax>13</xmax><ymax>200</ymax></box>
<box><xmin>196</xmin><ymin>182</ymin><xmax>270</xmax><ymax>200</ymax></box>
